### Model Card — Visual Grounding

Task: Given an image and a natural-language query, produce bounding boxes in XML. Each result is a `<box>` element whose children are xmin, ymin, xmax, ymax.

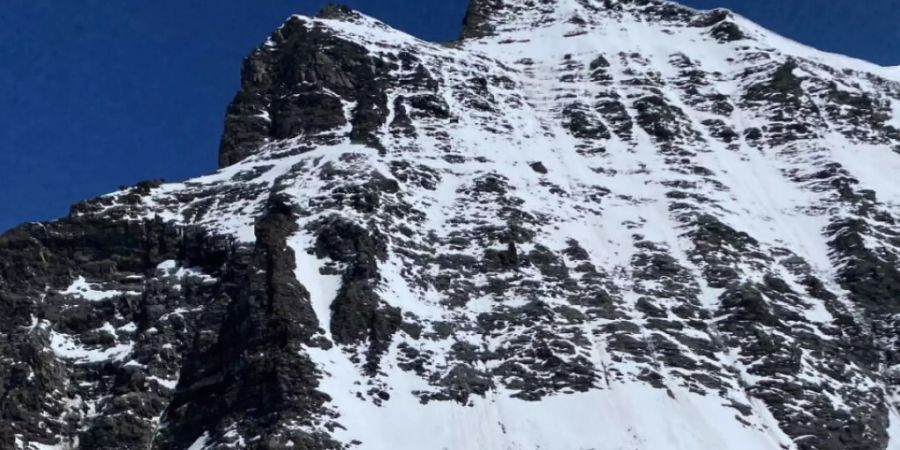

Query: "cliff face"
<box><xmin>4</xmin><ymin>1</ymin><xmax>900</xmax><ymax>449</ymax></box>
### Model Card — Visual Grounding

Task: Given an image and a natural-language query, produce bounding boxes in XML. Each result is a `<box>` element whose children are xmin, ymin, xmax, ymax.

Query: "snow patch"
<box><xmin>289</xmin><ymin>233</ymin><xmax>342</xmax><ymax>339</ymax></box>
<box><xmin>49</xmin><ymin>331</ymin><xmax>132</xmax><ymax>364</ymax></box>
<box><xmin>59</xmin><ymin>276</ymin><xmax>138</xmax><ymax>301</ymax></box>
<box><xmin>186</xmin><ymin>432</ymin><xmax>211</xmax><ymax>450</ymax></box>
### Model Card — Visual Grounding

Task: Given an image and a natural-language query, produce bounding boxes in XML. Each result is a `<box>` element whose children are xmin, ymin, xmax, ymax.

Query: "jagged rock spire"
<box><xmin>460</xmin><ymin>0</ymin><xmax>505</xmax><ymax>39</ymax></box>
<box><xmin>217</xmin><ymin>11</ymin><xmax>391</xmax><ymax>168</ymax></box>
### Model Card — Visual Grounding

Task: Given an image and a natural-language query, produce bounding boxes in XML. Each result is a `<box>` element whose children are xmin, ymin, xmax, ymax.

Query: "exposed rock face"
<box><xmin>4</xmin><ymin>0</ymin><xmax>900</xmax><ymax>449</ymax></box>
<box><xmin>218</xmin><ymin>10</ymin><xmax>392</xmax><ymax>167</ymax></box>
<box><xmin>460</xmin><ymin>0</ymin><xmax>504</xmax><ymax>39</ymax></box>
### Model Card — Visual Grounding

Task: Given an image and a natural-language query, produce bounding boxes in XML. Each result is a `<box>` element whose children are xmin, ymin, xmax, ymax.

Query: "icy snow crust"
<box><xmin>59</xmin><ymin>1</ymin><xmax>900</xmax><ymax>449</ymax></box>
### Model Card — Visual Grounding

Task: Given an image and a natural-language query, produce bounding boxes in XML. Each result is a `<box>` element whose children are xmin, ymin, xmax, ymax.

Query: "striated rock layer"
<box><xmin>4</xmin><ymin>0</ymin><xmax>900</xmax><ymax>449</ymax></box>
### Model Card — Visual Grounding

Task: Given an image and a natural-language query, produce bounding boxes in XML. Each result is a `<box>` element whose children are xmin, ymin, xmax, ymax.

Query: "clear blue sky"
<box><xmin>1</xmin><ymin>0</ymin><xmax>897</xmax><ymax>233</ymax></box>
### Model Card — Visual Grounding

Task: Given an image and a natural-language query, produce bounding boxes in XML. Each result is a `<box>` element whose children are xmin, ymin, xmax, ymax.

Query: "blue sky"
<box><xmin>0</xmin><ymin>0</ymin><xmax>897</xmax><ymax>233</ymax></box>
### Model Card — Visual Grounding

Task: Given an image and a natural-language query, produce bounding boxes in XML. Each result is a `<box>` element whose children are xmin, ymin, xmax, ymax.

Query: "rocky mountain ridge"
<box><xmin>3</xmin><ymin>0</ymin><xmax>900</xmax><ymax>449</ymax></box>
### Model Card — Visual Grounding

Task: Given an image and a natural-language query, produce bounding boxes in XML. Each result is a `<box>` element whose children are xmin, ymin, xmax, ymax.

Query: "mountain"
<box><xmin>3</xmin><ymin>0</ymin><xmax>900</xmax><ymax>449</ymax></box>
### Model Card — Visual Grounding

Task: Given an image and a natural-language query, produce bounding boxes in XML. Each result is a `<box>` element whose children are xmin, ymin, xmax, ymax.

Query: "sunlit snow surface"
<box><xmin>308</xmin><ymin>352</ymin><xmax>791</xmax><ymax>450</ymax></box>
<box><xmin>55</xmin><ymin>0</ymin><xmax>900</xmax><ymax>449</ymax></box>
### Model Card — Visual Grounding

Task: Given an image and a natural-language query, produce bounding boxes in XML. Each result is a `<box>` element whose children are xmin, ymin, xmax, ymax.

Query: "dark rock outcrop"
<box><xmin>219</xmin><ymin>13</ymin><xmax>392</xmax><ymax>167</ymax></box>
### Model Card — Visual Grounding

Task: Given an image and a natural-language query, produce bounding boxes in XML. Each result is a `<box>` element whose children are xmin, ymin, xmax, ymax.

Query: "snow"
<box><xmin>289</xmin><ymin>233</ymin><xmax>342</xmax><ymax>339</ymax></box>
<box><xmin>149</xmin><ymin>375</ymin><xmax>178</xmax><ymax>390</ymax></box>
<box><xmin>186</xmin><ymin>432</ymin><xmax>211</xmax><ymax>450</ymax></box>
<box><xmin>20</xmin><ymin>441</ymin><xmax>72</xmax><ymax>450</ymax></box>
<box><xmin>12</xmin><ymin>436</ymin><xmax>74</xmax><ymax>450</ymax></box>
<box><xmin>827</xmin><ymin>137</ymin><xmax>900</xmax><ymax>208</ymax></box>
<box><xmin>59</xmin><ymin>276</ymin><xmax>138</xmax><ymax>301</ymax></box>
<box><xmin>156</xmin><ymin>259</ymin><xmax>178</xmax><ymax>271</ymax></box>
<box><xmin>888</xmin><ymin>66</ymin><xmax>900</xmax><ymax>81</ymax></box>
<box><xmin>889</xmin><ymin>406</ymin><xmax>900</xmax><ymax>450</ymax></box>
<box><xmin>156</xmin><ymin>259</ymin><xmax>218</xmax><ymax>289</ymax></box>
<box><xmin>49</xmin><ymin>330</ymin><xmax>132</xmax><ymax>364</ymax></box>
<box><xmin>47</xmin><ymin>321</ymin><xmax>132</xmax><ymax>364</ymax></box>
<box><xmin>309</xmin><ymin>337</ymin><xmax>791</xmax><ymax>450</ymax></box>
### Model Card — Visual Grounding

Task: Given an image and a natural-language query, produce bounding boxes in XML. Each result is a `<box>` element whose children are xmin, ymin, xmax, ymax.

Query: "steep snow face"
<box><xmin>888</xmin><ymin>66</ymin><xmax>900</xmax><ymax>84</ymax></box>
<box><xmin>5</xmin><ymin>1</ymin><xmax>900</xmax><ymax>449</ymax></box>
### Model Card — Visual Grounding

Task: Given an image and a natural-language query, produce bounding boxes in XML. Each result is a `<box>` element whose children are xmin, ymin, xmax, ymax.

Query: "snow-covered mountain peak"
<box><xmin>4</xmin><ymin>1</ymin><xmax>900</xmax><ymax>449</ymax></box>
